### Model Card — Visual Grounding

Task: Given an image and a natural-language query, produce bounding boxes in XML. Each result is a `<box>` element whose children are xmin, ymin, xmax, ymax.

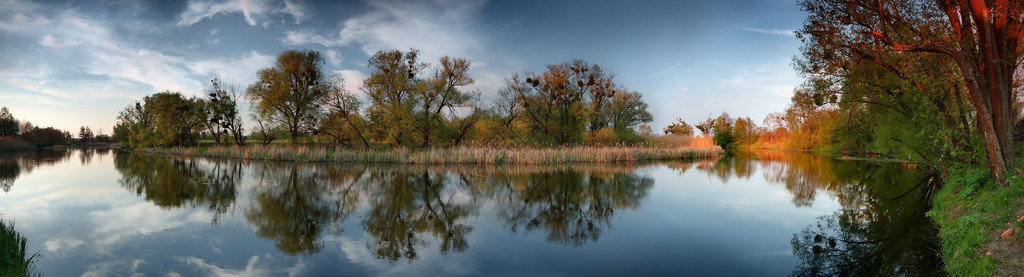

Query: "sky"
<box><xmin>0</xmin><ymin>0</ymin><xmax>806</xmax><ymax>136</ymax></box>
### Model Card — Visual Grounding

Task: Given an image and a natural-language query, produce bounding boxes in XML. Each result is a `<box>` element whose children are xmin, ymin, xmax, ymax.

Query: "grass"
<box><xmin>0</xmin><ymin>219</ymin><xmax>41</xmax><ymax>277</ymax></box>
<box><xmin>137</xmin><ymin>145</ymin><xmax>721</xmax><ymax>165</ymax></box>
<box><xmin>928</xmin><ymin>164</ymin><xmax>1024</xmax><ymax>276</ymax></box>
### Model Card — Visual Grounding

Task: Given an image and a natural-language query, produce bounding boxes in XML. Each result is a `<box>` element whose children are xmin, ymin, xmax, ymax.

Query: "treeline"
<box><xmin>115</xmin><ymin>49</ymin><xmax>654</xmax><ymax>149</ymax></box>
<box><xmin>0</xmin><ymin>106</ymin><xmax>111</xmax><ymax>148</ymax></box>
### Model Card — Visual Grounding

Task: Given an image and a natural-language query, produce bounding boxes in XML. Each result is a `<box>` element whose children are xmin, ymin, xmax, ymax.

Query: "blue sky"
<box><xmin>0</xmin><ymin>0</ymin><xmax>805</xmax><ymax>135</ymax></box>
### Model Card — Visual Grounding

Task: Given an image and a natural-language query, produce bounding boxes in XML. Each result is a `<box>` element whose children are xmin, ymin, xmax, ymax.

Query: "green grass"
<box><xmin>928</xmin><ymin>165</ymin><xmax>1024</xmax><ymax>276</ymax></box>
<box><xmin>137</xmin><ymin>145</ymin><xmax>721</xmax><ymax>165</ymax></box>
<box><xmin>0</xmin><ymin>219</ymin><xmax>41</xmax><ymax>277</ymax></box>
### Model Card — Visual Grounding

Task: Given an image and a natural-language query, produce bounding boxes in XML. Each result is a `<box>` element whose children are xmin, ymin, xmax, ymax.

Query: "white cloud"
<box><xmin>38</xmin><ymin>34</ymin><xmax>79</xmax><ymax>48</ymax></box>
<box><xmin>325</xmin><ymin>49</ymin><xmax>342</xmax><ymax>67</ymax></box>
<box><xmin>187</xmin><ymin>50</ymin><xmax>276</xmax><ymax>88</ymax></box>
<box><xmin>336</xmin><ymin>0</ymin><xmax>486</xmax><ymax>60</ymax></box>
<box><xmin>740</xmin><ymin>27</ymin><xmax>796</xmax><ymax>37</ymax></box>
<box><xmin>335</xmin><ymin>69</ymin><xmax>367</xmax><ymax>95</ymax></box>
<box><xmin>179</xmin><ymin>255</ymin><xmax>308</xmax><ymax>277</ymax></box>
<box><xmin>177</xmin><ymin>0</ymin><xmax>311</xmax><ymax>27</ymax></box>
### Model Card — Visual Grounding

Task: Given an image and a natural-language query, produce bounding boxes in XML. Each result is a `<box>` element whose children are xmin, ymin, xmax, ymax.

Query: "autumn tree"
<box><xmin>0</xmin><ymin>107</ymin><xmax>17</xmax><ymax>138</ymax></box>
<box><xmin>798</xmin><ymin>0</ymin><xmax>1024</xmax><ymax>184</ymax></box>
<box><xmin>515</xmin><ymin>60</ymin><xmax>601</xmax><ymax>144</ymax></box>
<box><xmin>695</xmin><ymin>116</ymin><xmax>715</xmax><ymax>135</ymax></box>
<box><xmin>247</xmin><ymin>50</ymin><xmax>330</xmax><ymax>144</ymax></box>
<box><xmin>663</xmin><ymin>118</ymin><xmax>694</xmax><ymax>135</ymax></box>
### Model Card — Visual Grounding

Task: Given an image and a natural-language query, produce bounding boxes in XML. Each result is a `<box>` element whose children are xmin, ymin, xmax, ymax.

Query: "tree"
<box><xmin>363</xmin><ymin>49</ymin><xmax>424</xmax><ymax>145</ymax></box>
<box><xmin>712</xmin><ymin>112</ymin><xmax>735</xmax><ymax>149</ymax></box>
<box><xmin>205</xmin><ymin>78</ymin><xmax>246</xmax><ymax>146</ymax></box>
<box><xmin>515</xmin><ymin>60</ymin><xmax>600</xmax><ymax>144</ymax></box>
<box><xmin>0</xmin><ymin>107</ymin><xmax>17</xmax><ymax>138</ymax></box>
<box><xmin>321</xmin><ymin>74</ymin><xmax>369</xmax><ymax>147</ymax></box>
<box><xmin>414</xmin><ymin>56</ymin><xmax>478</xmax><ymax>147</ymax></box>
<box><xmin>695</xmin><ymin>116</ymin><xmax>715</xmax><ymax>135</ymax></box>
<box><xmin>247</xmin><ymin>50</ymin><xmax>330</xmax><ymax>144</ymax></box>
<box><xmin>606</xmin><ymin>91</ymin><xmax>653</xmax><ymax>133</ymax></box>
<box><xmin>663</xmin><ymin>118</ymin><xmax>694</xmax><ymax>135</ymax></box>
<box><xmin>798</xmin><ymin>0</ymin><xmax>1024</xmax><ymax>185</ymax></box>
<box><xmin>145</xmin><ymin>91</ymin><xmax>206</xmax><ymax>147</ymax></box>
<box><xmin>78</xmin><ymin>126</ymin><xmax>94</xmax><ymax>143</ymax></box>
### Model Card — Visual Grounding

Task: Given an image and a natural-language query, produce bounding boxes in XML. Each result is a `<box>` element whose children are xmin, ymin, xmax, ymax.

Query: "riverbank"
<box><xmin>137</xmin><ymin>145</ymin><xmax>721</xmax><ymax>164</ymax></box>
<box><xmin>930</xmin><ymin>165</ymin><xmax>1024</xmax><ymax>276</ymax></box>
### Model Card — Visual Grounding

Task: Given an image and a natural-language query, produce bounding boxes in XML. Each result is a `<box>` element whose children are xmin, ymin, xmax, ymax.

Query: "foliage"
<box><xmin>662</xmin><ymin>118</ymin><xmax>694</xmax><ymax>135</ymax></box>
<box><xmin>0</xmin><ymin>107</ymin><xmax>17</xmax><ymax>138</ymax></box>
<box><xmin>246</xmin><ymin>50</ymin><xmax>330</xmax><ymax>144</ymax></box>
<box><xmin>19</xmin><ymin>126</ymin><xmax>68</xmax><ymax>144</ymax></box>
<box><xmin>116</xmin><ymin>91</ymin><xmax>206</xmax><ymax>148</ymax></box>
<box><xmin>363</xmin><ymin>49</ymin><xmax>423</xmax><ymax>145</ymax></box>
<box><xmin>0</xmin><ymin>219</ymin><xmax>41</xmax><ymax>277</ymax></box>
<box><xmin>796</xmin><ymin>0</ymin><xmax>1024</xmax><ymax>185</ymax></box>
<box><xmin>711</xmin><ymin>112</ymin><xmax>735</xmax><ymax>150</ymax></box>
<box><xmin>204</xmin><ymin>78</ymin><xmax>246</xmax><ymax>146</ymax></box>
<box><xmin>499</xmin><ymin>59</ymin><xmax>650</xmax><ymax>145</ymax></box>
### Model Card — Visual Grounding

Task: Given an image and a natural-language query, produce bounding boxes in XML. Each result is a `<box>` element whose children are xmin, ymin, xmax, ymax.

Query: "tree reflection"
<box><xmin>0</xmin><ymin>150</ymin><xmax>75</xmax><ymax>193</ymax></box>
<box><xmin>790</xmin><ymin>165</ymin><xmax>942</xmax><ymax>276</ymax></box>
<box><xmin>244</xmin><ymin>163</ymin><xmax>361</xmax><ymax>255</ymax></box>
<box><xmin>489</xmin><ymin>168</ymin><xmax>654</xmax><ymax>246</ymax></box>
<box><xmin>360</xmin><ymin>169</ymin><xmax>476</xmax><ymax>261</ymax></box>
<box><xmin>666</xmin><ymin>150</ymin><xmax>943</xmax><ymax>275</ymax></box>
<box><xmin>0</xmin><ymin>159</ymin><xmax>18</xmax><ymax>192</ymax></box>
<box><xmin>115</xmin><ymin>153</ymin><xmax>239</xmax><ymax>224</ymax></box>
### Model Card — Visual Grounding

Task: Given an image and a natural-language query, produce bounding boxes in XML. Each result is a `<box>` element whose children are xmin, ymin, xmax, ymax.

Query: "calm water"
<box><xmin>0</xmin><ymin>149</ymin><xmax>942</xmax><ymax>276</ymax></box>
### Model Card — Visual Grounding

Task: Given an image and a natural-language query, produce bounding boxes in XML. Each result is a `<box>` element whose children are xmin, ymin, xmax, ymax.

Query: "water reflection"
<box><xmin>789</xmin><ymin>165</ymin><xmax>943</xmax><ymax>276</ymax></box>
<box><xmin>487</xmin><ymin>168</ymin><xmax>654</xmax><ymax>246</ymax></box>
<box><xmin>0</xmin><ymin>150</ymin><xmax>75</xmax><ymax>192</ymax></box>
<box><xmin>361</xmin><ymin>169</ymin><xmax>476</xmax><ymax>261</ymax></box>
<box><xmin>245</xmin><ymin>162</ymin><xmax>361</xmax><ymax>255</ymax></box>
<box><xmin>667</xmin><ymin>150</ymin><xmax>943</xmax><ymax>276</ymax></box>
<box><xmin>114</xmin><ymin>153</ymin><xmax>239</xmax><ymax>224</ymax></box>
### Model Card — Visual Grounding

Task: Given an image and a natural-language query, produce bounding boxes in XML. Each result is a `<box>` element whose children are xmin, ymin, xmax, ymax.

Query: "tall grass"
<box><xmin>138</xmin><ymin>145</ymin><xmax>720</xmax><ymax>165</ymax></box>
<box><xmin>1</xmin><ymin>219</ymin><xmax>41</xmax><ymax>277</ymax></box>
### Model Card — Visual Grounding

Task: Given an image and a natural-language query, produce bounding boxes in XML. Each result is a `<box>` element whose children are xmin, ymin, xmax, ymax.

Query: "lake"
<box><xmin>0</xmin><ymin>149</ymin><xmax>943</xmax><ymax>276</ymax></box>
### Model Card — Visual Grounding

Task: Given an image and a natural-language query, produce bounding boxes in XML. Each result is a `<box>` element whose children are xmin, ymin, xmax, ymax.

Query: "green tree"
<box><xmin>797</xmin><ymin>0</ymin><xmax>1024</xmax><ymax>185</ymax></box>
<box><xmin>712</xmin><ymin>112</ymin><xmax>735</xmax><ymax>149</ymax></box>
<box><xmin>363</xmin><ymin>49</ymin><xmax>424</xmax><ymax>145</ymax></box>
<box><xmin>246</xmin><ymin>50</ymin><xmax>330</xmax><ymax>144</ymax></box>
<box><xmin>0</xmin><ymin>107</ymin><xmax>18</xmax><ymax>138</ymax></box>
<box><xmin>606</xmin><ymin>91</ymin><xmax>653</xmax><ymax>135</ymax></box>
<box><xmin>321</xmin><ymin>74</ymin><xmax>369</xmax><ymax>147</ymax></box>
<box><xmin>414</xmin><ymin>56</ymin><xmax>478</xmax><ymax>146</ymax></box>
<box><xmin>205</xmin><ymin>78</ymin><xmax>246</xmax><ymax>146</ymax></box>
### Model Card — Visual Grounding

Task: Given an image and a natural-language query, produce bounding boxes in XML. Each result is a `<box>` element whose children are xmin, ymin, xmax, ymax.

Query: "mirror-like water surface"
<box><xmin>0</xmin><ymin>149</ymin><xmax>942</xmax><ymax>276</ymax></box>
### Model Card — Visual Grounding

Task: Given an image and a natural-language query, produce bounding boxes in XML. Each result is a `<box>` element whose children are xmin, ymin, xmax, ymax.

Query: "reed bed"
<box><xmin>139</xmin><ymin>145</ymin><xmax>721</xmax><ymax>165</ymax></box>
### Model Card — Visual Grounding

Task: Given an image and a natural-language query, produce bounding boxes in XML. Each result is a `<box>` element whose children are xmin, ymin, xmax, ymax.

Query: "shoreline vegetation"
<box><xmin>136</xmin><ymin>145</ymin><xmax>721</xmax><ymax>165</ymax></box>
<box><xmin>0</xmin><ymin>219</ymin><xmax>41</xmax><ymax>277</ymax></box>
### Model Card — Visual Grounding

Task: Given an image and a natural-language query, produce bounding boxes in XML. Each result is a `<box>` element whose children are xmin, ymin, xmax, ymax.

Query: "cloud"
<box><xmin>325</xmin><ymin>49</ymin><xmax>342</xmax><ymax>67</ymax></box>
<box><xmin>38</xmin><ymin>34</ymin><xmax>79</xmax><ymax>48</ymax></box>
<box><xmin>337</xmin><ymin>0</ymin><xmax>486</xmax><ymax>59</ymax></box>
<box><xmin>334</xmin><ymin>70</ymin><xmax>367</xmax><ymax>95</ymax></box>
<box><xmin>177</xmin><ymin>0</ymin><xmax>310</xmax><ymax>27</ymax></box>
<box><xmin>740</xmin><ymin>27</ymin><xmax>796</xmax><ymax>37</ymax></box>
